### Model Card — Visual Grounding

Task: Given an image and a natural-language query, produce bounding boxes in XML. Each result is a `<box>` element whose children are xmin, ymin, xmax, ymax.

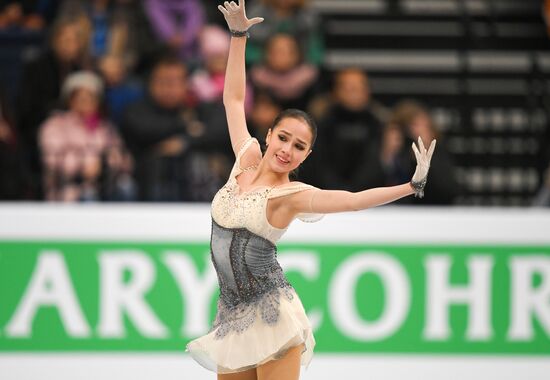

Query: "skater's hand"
<box><xmin>410</xmin><ymin>136</ymin><xmax>436</xmax><ymax>197</ymax></box>
<box><xmin>218</xmin><ymin>0</ymin><xmax>264</xmax><ymax>33</ymax></box>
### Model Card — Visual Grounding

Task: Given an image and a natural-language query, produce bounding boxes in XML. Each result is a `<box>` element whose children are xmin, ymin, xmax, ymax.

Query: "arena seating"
<box><xmin>1</xmin><ymin>0</ymin><xmax>548</xmax><ymax>206</ymax></box>
<box><xmin>313</xmin><ymin>0</ymin><xmax>550</xmax><ymax>205</ymax></box>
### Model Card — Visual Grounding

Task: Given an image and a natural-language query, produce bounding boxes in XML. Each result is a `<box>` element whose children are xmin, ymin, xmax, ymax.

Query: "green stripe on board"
<box><xmin>0</xmin><ymin>242</ymin><xmax>549</xmax><ymax>353</ymax></box>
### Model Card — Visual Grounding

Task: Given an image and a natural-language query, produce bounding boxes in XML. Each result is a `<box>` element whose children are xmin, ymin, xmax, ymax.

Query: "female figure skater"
<box><xmin>186</xmin><ymin>1</ymin><xmax>436</xmax><ymax>379</ymax></box>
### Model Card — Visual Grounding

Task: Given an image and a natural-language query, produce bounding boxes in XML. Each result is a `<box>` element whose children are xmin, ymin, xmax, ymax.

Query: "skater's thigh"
<box><xmin>256</xmin><ymin>343</ymin><xmax>304</xmax><ymax>380</ymax></box>
<box><xmin>217</xmin><ymin>368</ymin><xmax>257</xmax><ymax>380</ymax></box>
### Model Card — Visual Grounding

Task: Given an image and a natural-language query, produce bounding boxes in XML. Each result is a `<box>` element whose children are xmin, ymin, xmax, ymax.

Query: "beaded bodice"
<box><xmin>209</xmin><ymin>219</ymin><xmax>294</xmax><ymax>338</ymax></box>
<box><xmin>211</xmin><ymin>138</ymin><xmax>322</xmax><ymax>244</ymax></box>
<box><xmin>210</xmin><ymin>176</ymin><xmax>288</xmax><ymax>244</ymax></box>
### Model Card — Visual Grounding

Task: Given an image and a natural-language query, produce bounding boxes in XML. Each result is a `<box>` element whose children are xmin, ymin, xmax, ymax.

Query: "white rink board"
<box><xmin>0</xmin><ymin>203</ymin><xmax>549</xmax><ymax>243</ymax></box>
<box><xmin>0</xmin><ymin>204</ymin><xmax>549</xmax><ymax>379</ymax></box>
<box><xmin>1</xmin><ymin>354</ymin><xmax>549</xmax><ymax>380</ymax></box>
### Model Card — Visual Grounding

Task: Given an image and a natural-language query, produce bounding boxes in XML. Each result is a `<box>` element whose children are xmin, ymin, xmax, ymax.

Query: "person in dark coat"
<box><xmin>0</xmin><ymin>0</ymin><xmax>59</xmax><ymax>30</ymax></box>
<box><xmin>0</xmin><ymin>83</ymin><xmax>28</xmax><ymax>199</ymax></box>
<box><xmin>358</xmin><ymin>99</ymin><xmax>460</xmax><ymax>205</ymax></box>
<box><xmin>121</xmin><ymin>55</ymin><xmax>230</xmax><ymax>201</ymax></box>
<box><xmin>305</xmin><ymin>68</ymin><xmax>387</xmax><ymax>190</ymax></box>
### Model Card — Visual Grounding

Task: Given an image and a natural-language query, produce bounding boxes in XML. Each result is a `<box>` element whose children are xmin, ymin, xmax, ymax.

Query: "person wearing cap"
<box><xmin>191</xmin><ymin>25</ymin><xmax>253</xmax><ymax>111</ymax></box>
<box><xmin>38</xmin><ymin>70</ymin><xmax>135</xmax><ymax>202</ymax></box>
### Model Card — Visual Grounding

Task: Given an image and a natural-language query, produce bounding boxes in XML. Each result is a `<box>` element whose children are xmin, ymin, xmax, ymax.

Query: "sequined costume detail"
<box><xmin>209</xmin><ymin>219</ymin><xmax>295</xmax><ymax>339</ymax></box>
<box><xmin>410</xmin><ymin>175</ymin><xmax>428</xmax><ymax>198</ymax></box>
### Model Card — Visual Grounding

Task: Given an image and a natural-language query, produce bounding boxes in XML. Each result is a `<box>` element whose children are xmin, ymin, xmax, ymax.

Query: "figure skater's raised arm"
<box><xmin>218</xmin><ymin>0</ymin><xmax>263</xmax><ymax>157</ymax></box>
<box><xmin>289</xmin><ymin>137</ymin><xmax>437</xmax><ymax>215</ymax></box>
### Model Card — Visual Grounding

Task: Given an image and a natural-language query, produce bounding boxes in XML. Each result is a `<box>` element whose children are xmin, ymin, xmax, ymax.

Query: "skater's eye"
<box><xmin>278</xmin><ymin>134</ymin><xmax>286</xmax><ymax>141</ymax></box>
<box><xmin>295</xmin><ymin>143</ymin><xmax>305</xmax><ymax>151</ymax></box>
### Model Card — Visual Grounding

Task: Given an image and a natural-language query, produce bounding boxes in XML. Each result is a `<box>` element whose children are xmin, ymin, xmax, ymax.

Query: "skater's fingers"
<box><xmin>412</xmin><ymin>142</ymin><xmax>421</xmax><ymax>161</ymax></box>
<box><xmin>427</xmin><ymin>139</ymin><xmax>436</xmax><ymax>159</ymax></box>
<box><xmin>218</xmin><ymin>5</ymin><xmax>229</xmax><ymax>16</ymax></box>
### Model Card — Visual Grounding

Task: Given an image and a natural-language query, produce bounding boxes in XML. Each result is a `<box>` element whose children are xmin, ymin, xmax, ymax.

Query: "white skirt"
<box><xmin>186</xmin><ymin>288</ymin><xmax>315</xmax><ymax>374</ymax></box>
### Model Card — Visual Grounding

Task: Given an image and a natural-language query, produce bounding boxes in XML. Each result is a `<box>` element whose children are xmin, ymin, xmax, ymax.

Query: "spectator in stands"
<box><xmin>57</xmin><ymin>0</ymin><xmax>124</xmax><ymax>63</ymax></box>
<box><xmin>143</xmin><ymin>0</ymin><xmax>205</xmax><ymax>61</ymax></box>
<box><xmin>191</xmin><ymin>26</ymin><xmax>233</xmax><ymax>102</ymax></box>
<box><xmin>187</xmin><ymin>25</ymin><xmax>258</xmax><ymax>200</ymax></box>
<box><xmin>110</xmin><ymin>0</ymin><xmax>164</xmax><ymax>76</ymax></box>
<box><xmin>58</xmin><ymin>0</ymin><xmax>160</xmax><ymax>73</ymax></box>
<box><xmin>190</xmin><ymin>25</ymin><xmax>230</xmax><ymax>103</ymax></box>
<box><xmin>202</xmin><ymin>0</ymin><xmax>228</xmax><ymax>28</ymax></box>
<box><xmin>248</xmin><ymin>90</ymin><xmax>282</xmax><ymax>145</ymax></box>
<box><xmin>98</xmin><ymin>54</ymin><xmax>144</xmax><ymax>125</ymax></box>
<box><xmin>38</xmin><ymin>71</ymin><xmax>135</xmax><ymax>202</ymax></box>
<box><xmin>17</xmin><ymin>16</ymin><xmax>87</xmax><ymax>198</ymax></box>
<box><xmin>0</xmin><ymin>0</ymin><xmax>58</xmax><ymax>30</ymax></box>
<box><xmin>358</xmin><ymin>100</ymin><xmax>460</xmax><ymax>205</ymax></box>
<box><xmin>0</xmin><ymin>84</ymin><xmax>28</xmax><ymax>199</ymax></box>
<box><xmin>357</xmin><ymin>123</ymin><xmax>414</xmax><ymax>201</ymax></box>
<box><xmin>544</xmin><ymin>0</ymin><xmax>550</xmax><ymax>37</ymax></box>
<box><xmin>122</xmin><ymin>55</ymin><xmax>232</xmax><ymax>202</ymax></box>
<box><xmin>250</xmin><ymin>33</ymin><xmax>318</xmax><ymax>110</ymax></box>
<box><xmin>191</xmin><ymin>25</ymin><xmax>253</xmax><ymax>111</ymax></box>
<box><xmin>532</xmin><ymin>163</ymin><xmax>550</xmax><ymax>206</ymax></box>
<box><xmin>247</xmin><ymin>0</ymin><xmax>323</xmax><ymax>65</ymax></box>
<box><xmin>306</xmin><ymin>68</ymin><xmax>386</xmax><ymax>190</ymax></box>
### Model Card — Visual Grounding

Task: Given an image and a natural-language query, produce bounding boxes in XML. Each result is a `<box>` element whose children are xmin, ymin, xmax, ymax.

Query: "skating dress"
<box><xmin>186</xmin><ymin>137</ymin><xmax>323</xmax><ymax>374</ymax></box>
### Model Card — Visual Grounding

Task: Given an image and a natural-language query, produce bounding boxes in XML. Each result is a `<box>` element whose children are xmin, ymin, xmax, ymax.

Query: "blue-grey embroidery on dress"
<box><xmin>209</xmin><ymin>219</ymin><xmax>294</xmax><ymax>339</ymax></box>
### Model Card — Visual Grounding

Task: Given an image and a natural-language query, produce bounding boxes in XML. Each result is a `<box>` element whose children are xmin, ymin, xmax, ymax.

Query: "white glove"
<box><xmin>410</xmin><ymin>136</ymin><xmax>436</xmax><ymax>198</ymax></box>
<box><xmin>218</xmin><ymin>0</ymin><xmax>264</xmax><ymax>33</ymax></box>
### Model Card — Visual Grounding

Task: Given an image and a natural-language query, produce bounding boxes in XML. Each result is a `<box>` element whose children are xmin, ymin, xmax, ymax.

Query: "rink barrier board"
<box><xmin>0</xmin><ymin>205</ymin><xmax>548</xmax><ymax>354</ymax></box>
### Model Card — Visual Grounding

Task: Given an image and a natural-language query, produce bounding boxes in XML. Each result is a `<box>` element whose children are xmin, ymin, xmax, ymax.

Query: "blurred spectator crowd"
<box><xmin>0</xmin><ymin>0</ymin><xmax>548</xmax><ymax>205</ymax></box>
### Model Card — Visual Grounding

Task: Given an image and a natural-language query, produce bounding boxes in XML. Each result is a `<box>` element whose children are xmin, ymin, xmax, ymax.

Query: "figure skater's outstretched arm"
<box><xmin>289</xmin><ymin>137</ymin><xmax>437</xmax><ymax>215</ymax></box>
<box><xmin>218</xmin><ymin>0</ymin><xmax>263</xmax><ymax>157</ymax></box>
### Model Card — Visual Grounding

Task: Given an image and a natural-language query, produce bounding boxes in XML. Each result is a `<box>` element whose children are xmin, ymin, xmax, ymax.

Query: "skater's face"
<box><xmin>265</xmin><ymin>117</ymin><xmax>312</xmax><ymax>174</ymax></box>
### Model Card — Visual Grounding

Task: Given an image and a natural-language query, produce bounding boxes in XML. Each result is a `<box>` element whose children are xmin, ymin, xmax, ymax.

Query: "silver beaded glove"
<box><xmin>217</xmin><ymin>0</ymin><xmax>264</xmax><ymax>33</ymax></box>
<box><xmin>410</xmin><ymin>136</ymin><xmax>436</xmax><ymax>198</ymax></box>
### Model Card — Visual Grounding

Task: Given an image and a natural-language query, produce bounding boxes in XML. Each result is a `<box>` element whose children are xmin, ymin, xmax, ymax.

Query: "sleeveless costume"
<box><xmin>186</xmin><ymin>137</ymin><xmax>323</xmax><ymax>374</ymax></box>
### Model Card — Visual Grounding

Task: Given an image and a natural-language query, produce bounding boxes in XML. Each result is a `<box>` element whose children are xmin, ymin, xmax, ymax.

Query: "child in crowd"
<box><xmin>39</xmin><ymin>71</ymin><xmax>134</xmax><ymax>201</ymax></box>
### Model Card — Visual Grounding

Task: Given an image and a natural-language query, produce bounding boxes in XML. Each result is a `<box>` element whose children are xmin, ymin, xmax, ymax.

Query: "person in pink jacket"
<box><xmin>39</xmin><ymin>71</ymin><xmax>134</xmax><ymax>201</ymax></box>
